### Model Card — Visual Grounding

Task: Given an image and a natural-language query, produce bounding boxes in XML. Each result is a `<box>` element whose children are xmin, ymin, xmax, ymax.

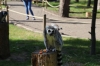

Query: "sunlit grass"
<box><xmin>35</xmin><ymin>0</ymin><xmax>100</xmax><ymax>18</ymax></box>
<box><xmin>0</xmin><ymin>24</ymin><xmax>100</xmax><ymax>66</ymax></box>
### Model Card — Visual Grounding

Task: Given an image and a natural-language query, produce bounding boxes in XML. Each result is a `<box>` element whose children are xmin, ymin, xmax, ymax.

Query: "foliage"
<box><xmin>0</xmin><ymin>24</ymin><xmax>100</xmax><ymax>66</ymax></box>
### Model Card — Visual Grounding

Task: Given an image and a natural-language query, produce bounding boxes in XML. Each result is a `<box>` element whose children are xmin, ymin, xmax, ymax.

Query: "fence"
<box><xmin>6</xmin><ymin>0</ymin><xmax>100</xmax><ymax>39</ymax></box>
<box><xmin>0</xmin><ymin>1</ymin><xmax>10</xmax><ymax>59</ymax></box>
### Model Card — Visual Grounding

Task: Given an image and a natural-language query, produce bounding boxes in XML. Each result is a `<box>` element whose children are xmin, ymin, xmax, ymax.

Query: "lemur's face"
<box><xmin>47</xmin><ymin>29</ymin><xmax>54</xmax><ymax>35</ymax></box>
<box><xmin>46</xmin><ymin>27</ymin><xmax>55</xmax><ymax>36</ymax></box>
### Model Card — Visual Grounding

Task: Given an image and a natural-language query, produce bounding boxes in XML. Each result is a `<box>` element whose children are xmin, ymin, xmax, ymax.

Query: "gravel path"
<box><xmin>8</xmin><ymin>1</ymin><xmax>100</xmax><ymax>40</ymax></box>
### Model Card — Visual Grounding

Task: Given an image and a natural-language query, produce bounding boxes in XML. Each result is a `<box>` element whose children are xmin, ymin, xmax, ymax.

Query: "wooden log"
<box><xmin>31</xmin><ymin>50</ymin><xmax>58</xmax><ymax>66</ymax></box>
<box><xmin>86</xmin><ymin>12</ymin><xmax>91</xmax><ymax>18</ymax></box>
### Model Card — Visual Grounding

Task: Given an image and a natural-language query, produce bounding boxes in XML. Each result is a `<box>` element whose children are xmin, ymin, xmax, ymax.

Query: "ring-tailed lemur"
<box><xmin>43</xmin><ymin>24</ymin><xmax>63</xmax><ymax>66</ymax></box>
<box><xmin>0</xmin><ymin>11</ymin><xmax>8</xmax><ymax>23</ymax></box>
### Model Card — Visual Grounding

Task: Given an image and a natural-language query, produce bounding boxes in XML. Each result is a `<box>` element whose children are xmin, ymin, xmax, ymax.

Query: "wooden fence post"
<box><xmin>36</xmin><ymin>0</ymin><xmax>38</xmax><ymax>5</ymax></box>
<box><xmin>0</xmin><ymin>22</ymin><xmax>10</xmax><ymax>59</ymax></box>
<box><xmin>6</xmin><ymin>5</ymin><xmax>9</xmax><ymax>23</ymax></box>
<box><xmin>0</xmin><ymin>0</ymin><xmax>1</xmax><ymax>10</ymax></box>
<box><xmin>0</xmin><ymin>1</ymin><xmax>10</xmax><ymax>59</ymax></box>
<box><xmin>42</xmin><ymin>0</ymin><xmax>44</xmax><ymax>6</ymax></box>
<box><xmin>45</xmin><ymin>0</ymin><xmax>47</xmax><ymax>8</ymax></box>
<box><xmin>43</xmin><ymin>14</ymin><xmax>46</xmax><ymax>30</ymax></box>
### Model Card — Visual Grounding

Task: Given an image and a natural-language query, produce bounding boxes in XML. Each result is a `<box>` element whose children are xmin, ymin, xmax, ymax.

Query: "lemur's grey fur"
<box><xmin>43</xmin><ymin>24</ymin><xmax>63</xmax><ymax>52</ymax></box>
<box><xmin>43</xmin><ymin>24</ymin><xmax>63</xmax><ymax>66</ymax></box>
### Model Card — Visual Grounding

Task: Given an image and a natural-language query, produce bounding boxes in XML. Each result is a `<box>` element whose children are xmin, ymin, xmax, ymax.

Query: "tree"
<box><xmin>59</xmin><ymin>0</ymin><xmax>70</xmax><ymax>17</ymax></box>
<box><xmin>75</xmin><ymin>0</ymin><xmax>79</xmax><ymax>2</ymax></box>
<box><xmin>87</xmin><ymin>0</ymin><xmax>91</xmax><ymax>7</ymax></box>
<box><xmin>90</xmin><ymin>0</ymin><xmax>98</xmax><ymax>55</ymax></box>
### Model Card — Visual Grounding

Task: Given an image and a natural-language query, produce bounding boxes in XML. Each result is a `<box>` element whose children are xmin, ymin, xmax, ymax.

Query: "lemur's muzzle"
<box><xmin>47</xmin><ymin>29</ymin><xmax>54</xmax><ymax>35</ymax></box>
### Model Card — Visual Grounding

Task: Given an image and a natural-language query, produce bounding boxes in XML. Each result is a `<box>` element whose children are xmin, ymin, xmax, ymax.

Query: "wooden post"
<box><xmin>43</xmin><ymin>14</ymin><xmax>46</xmax><ymax>30</ymax></box>
<box><xmin>31</xmin><ymin>50</ymin><xmax>57</xmax><ymax>66</ymax></box>
<box><xmin>6</xmin><ymin>5</ymin><xmax>9</xmax><ymax>23</ymax></box>
<box><xmin>5</xmin><ymin>0</ymin><xmax>7</xmax><ymax>6</ymax></box>
<box><xmin>42</xmin><ymin>0</ymin><xmax>44</xmax><ymax>6</ymax></box>
<box><xmin>36</xmin><ymin>0</ymin><xmax>38</xmax><ymax>5</ymax></box>
<box><xmin>45</xmin><ymin>0</ymin><xmax>47</xmax><ymax>8</ymax></box>
<box><xmin>0</xmin><ymin>7</ymin><xmax>10</xmax><ymax>59</ymax></box>
<box><xmin>98</xmin><ymin>0</ymin><xmax>100</xmax><ymax>9</ymax></box>
<box><xmin>32</xmin><ymin>0</ymin><xmax>34</xmax><ymax>3</ymax></box>
<box><xmin>0</xmin><ymin>1</ymin><xmax>10</xmax><ymax>59</ymax></box>
<box><xmin>0</xmin><ymin>22</ymin><xmax>10</xmax><ymax>59</ymax></box>
<box><xmin>0</xmin><ymin>0</ymin><xmax>1</xmax><ymax>10</ymax></box>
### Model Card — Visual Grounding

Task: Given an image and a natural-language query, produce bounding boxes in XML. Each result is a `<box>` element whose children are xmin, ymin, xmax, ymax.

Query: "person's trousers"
<box><xmin>23</xmin><ymin>0</ymin><xmax>34</xmax><ymax>17</ymax></box>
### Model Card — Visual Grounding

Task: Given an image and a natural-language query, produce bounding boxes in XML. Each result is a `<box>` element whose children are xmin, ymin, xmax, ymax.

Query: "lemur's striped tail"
<box><xmin>57</xmin><ymin>51</ymin><xmax>63</xmax><ymax>66</ymax></box>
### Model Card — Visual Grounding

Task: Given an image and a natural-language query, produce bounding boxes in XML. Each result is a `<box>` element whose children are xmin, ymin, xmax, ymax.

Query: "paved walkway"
<box><xmin>8</xmin><ymin>1</ymin><xmax>100</xmax><ymax>40</ymax></box>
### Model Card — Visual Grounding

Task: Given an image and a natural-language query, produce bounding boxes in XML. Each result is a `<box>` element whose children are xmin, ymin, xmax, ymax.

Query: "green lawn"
<box><xmin>34</xmin><ymin>0</ymin><xmax>100</xmax><ymax>18</ymax></box>
<box><xmin>0</xmin><ymin>24</ymin><xmax>100</xmax><ymax>66</ymax></box>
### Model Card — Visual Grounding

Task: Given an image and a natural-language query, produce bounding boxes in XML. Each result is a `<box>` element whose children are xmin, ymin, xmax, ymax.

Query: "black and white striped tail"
<box><xmin>57</xmin><ymin>51</ymin><xmax>63</xmax><ymax>66</ymax></box>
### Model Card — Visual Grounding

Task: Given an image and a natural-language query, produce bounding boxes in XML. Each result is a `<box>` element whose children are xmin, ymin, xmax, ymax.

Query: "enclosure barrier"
<box><xmin>0</xmin><ymin>1</ymin><xmax>10</xmax><ymax>59</ymax></box>
<box><xmin>43</xmin><ymin>0</ymin><xmax>59</xmax><ymax>8</ymax></box>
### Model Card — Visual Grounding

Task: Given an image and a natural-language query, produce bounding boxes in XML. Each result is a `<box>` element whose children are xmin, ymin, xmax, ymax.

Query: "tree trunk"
<box><xmin>90</xmin><ymin>0</ymin><xmax>98</xmax><ymax>55</ymax></box>
<box><xmin>87</xmin><ymin>0</ymin><xmax>91</xmax><ymax>7</ymax></box>
<box><xmin>59</xmin><ymin>0</ymin><xmax>70</xmax><ymax>17</ymax></box>
<box><xmin>31</xmin><ymin>50</ymin><xmax>57</xmax><ymax>66</ymax></box>
<box><xmin>75</xmin><ymin>0</ymin><xmax>79</xmax><ymax>2</ymax></box>
<box><xmin>0</xmin><ymin>22</ymin><xmax>10</xmax><ymax>59</ymax></box>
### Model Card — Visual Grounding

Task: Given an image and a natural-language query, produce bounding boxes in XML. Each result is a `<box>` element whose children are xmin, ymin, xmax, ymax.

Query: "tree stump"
<box><xmin>0</xmin><ymin>22</ymin><xmax>10</xmax><ymax>59</ymax></box>
<box><xmin>98</xmin><ymin>0</ymin><xmax>100</xmax><ymax>10</ymax></box>
<box><xmin>31</xmin><ymin>50</ymin><xmax>57</xmax><ymax>66</ymax></box>
<box><xmin>86</xmin><ymin>12</ymin><xmax>91</xmax><ymax>18</ymax></box>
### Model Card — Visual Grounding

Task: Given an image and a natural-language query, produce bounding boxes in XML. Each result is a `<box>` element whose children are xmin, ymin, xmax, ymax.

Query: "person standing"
<box><xmin>22</xmin><ymin>0</ymin><xmax>35</xmax><ymax>20</ymax></box>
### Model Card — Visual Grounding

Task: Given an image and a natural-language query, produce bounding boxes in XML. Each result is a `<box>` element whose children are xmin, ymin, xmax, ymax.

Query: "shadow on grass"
<box><xmin>0</xmin><ymin>38</ymin><xmax>100</xmax><ymax>66</ymax></box>
<box><xmin>70</xmin><ymin>0</ymin><xmax>94</xmax><ymax>5</ymax></box>
<box><xmin>0</xmin><ymin>39</ymin><xmax>45</xmax><ymax>66</ymax></box>
<box><xmin>63</xmin><ymin>38</ymin><xmax>100</xmax><ymax>65</ymax></box>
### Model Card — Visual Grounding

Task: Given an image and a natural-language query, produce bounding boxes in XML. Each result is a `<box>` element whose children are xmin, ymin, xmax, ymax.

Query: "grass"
<box><xmin>0</xmin><ymin>24</ymin><xmax>100</xmax><ymax>66</ymax></box>
<box><xmin>0</xmin><ymin>24</ymin><xmax>44</xmax><ymax>66</ymax></box>
<box><xmin>63</xmin><ymin>38</ymin><xmax>100</xmax><ymax>66</ymax></box>
<box><xmin>0</xmin><ymin>4</ymin><xmax>6</xmax><ymax>9</ymax></box>
<box><xmin>33</xmin><ymin>0</ymin><xmax>100</xmax><ymax>18</ymax></box>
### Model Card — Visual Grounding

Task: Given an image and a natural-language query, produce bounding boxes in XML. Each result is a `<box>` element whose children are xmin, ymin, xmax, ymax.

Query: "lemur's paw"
<box><xmin>43</xmin><ymin>49</ymin><xmax>47</xmax><ymax>52</ymax></box>
<box><xmin>46</xmin><ymin>49</ymin><xmax>50</xmax><ymax>52</ymax></box>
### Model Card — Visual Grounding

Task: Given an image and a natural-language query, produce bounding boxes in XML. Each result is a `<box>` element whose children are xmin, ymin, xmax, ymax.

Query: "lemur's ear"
<box><xmin>2</xmin><ymin>11</ymin><xmax>8</xmax><ymax>15</ymax></box>
<box><xmin>0</xmin><ymin>11</ymin><xmax>8</xmax><ymax>23</ymax></box>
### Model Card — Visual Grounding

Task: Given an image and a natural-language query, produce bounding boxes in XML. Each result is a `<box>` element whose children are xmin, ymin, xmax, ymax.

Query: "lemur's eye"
<box><xmin>52</xmin><ymin>30</ymin><xmax>54</xmax><ymax>32</ymax></box>
<box><xmin>48</xmin><ymin>29</ymin><xmax>51</xmax><ymax>32</ymax></box>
